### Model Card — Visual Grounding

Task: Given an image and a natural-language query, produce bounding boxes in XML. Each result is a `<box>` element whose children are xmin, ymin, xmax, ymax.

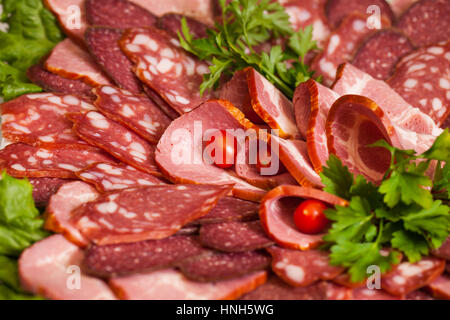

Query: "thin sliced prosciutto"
<box><xmin>74</xmin><ymin>184</ymin><xmax>232</xmax><ymax>245</ymax></box>
<box><xmin>19</xmin><ymin>235</ymin><xmax>117</xmax><ymax>300</ymax></box>
<box><xmin>259</xmin><ymin>186</ymin><xmax>348</xmax><ymax>250</ymax></box>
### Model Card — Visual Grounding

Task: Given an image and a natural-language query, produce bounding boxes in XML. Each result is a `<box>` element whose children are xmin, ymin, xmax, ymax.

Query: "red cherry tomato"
<box><xmin>293</xmin><ymin>199</ymin><xmax>329</xmax><ymax>234</ymax></box>
<box><xmin>206</xmin><ymin>130</ymin><xmax>237</xmax><ymax>169</ymax></box>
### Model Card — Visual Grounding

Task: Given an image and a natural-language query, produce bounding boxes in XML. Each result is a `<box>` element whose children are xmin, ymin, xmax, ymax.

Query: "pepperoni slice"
<box><xmin>259</xmin><ymin>185</ymin><xmax>348</xmax><ymax>250</ymax></box>
<box><xmin>0</xmin><ymin>143</ymin><xmax>116</xmax><ymax>179</ymax></box>
<box><xmin>120</xmin><ymin>27</ymin><xmax>213</xmax><ymax>115</ymax></box>
<box><xmin>76</xmin><ymin>163</ymin><xmax>165</xmax><ymax>193</ymax></box>
<box><xmin>93</xmin><ymin>86</ymin><xmax>172</xmax><ymax>143</ymax></box>
<box><xmin>75</xmin><ymin>184</ymin><xmax>232</xmax><ymax>245</ymax></box>
<box><xmin>1</xmin><ymin>93</ymin><xmax>95</xmax><ymax>148</ymax></box>
<box><xmin>69</xmin><ymin>111</ymin><xmax>160</xmax><ymax>176</ymax></box>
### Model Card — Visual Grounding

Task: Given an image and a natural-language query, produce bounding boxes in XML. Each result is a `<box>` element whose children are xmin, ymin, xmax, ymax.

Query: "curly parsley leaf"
<box><xmin>320</xmin><ymin>155</ymin><xmax>354</xmax><ymax>199</ymax></box>
<box><xmin>391</xmin><ymin>230</ymin><xmax>429</xmax><ymax>263</ymax></box>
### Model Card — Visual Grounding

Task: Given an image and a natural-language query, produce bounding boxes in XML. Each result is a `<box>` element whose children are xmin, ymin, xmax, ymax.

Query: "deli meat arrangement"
<box><xmin>0</xmin><ymin>0</ymin><xmax>449</xmax><ymax>301</ymax></box>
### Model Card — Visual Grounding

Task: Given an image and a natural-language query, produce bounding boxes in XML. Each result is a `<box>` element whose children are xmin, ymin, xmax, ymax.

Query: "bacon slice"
<box><xmin>110</xmin><ymin>269</ymin><xmax>267</xmax><ymax>300</ymax></box>
<box><xmin>44</xmin><ymin>181</ymin><xmax>99</xmax><ymax>247</ymax></box>
<box><xmin>19</xmin><ymin>235</ymin><xmax>117</xmax><ymax>300</ymax></box>
<box><xmin>259</xmin><ymin>185</ymin><xmax>348</xmax><ymax>250</ymax></box>
<box><xmin>75</xmin><ymin>184</ymin><xmax>232</xmax><ymax>245</ymax></box>
<box><xmin>45</xmin><ymin>39</ymin><xmax>112</xmax><ymax>87</ymax></box>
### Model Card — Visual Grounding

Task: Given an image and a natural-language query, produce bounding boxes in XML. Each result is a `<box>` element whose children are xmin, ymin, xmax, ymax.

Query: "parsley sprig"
<box><xmin>178</xmin><ymin>0</ymin><xmax>318</xmax><ymax>98</ymax></box>
<box><xmin>321</xmin><ymin>130</ymin><xmax>450</xmax><ymax>282</ymax></box>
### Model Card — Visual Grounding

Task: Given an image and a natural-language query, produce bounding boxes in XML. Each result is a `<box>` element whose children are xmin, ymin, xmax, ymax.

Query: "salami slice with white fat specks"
<box><xmin>76</xmin><ymin>162</ymin><xmax>165</xmax><ymax>193</ymax></box>
<box><xmin>69</xmin><ymin>111</ymin><xmax>160</xmax><ymax>176</ymax></box>
<box><xmin>387</xmin><ymin>42</ymin><xmax>450</xmax><ymax>126</ymax></box>
<box><xmin>75</xmin><ymin>184</ymin><xmax>232</xmax><ymax>245</ymax></box>
<box><xmin>93</xmin><ymin>86</ymin><xmax>172</xmax><ymax>143</ymax></box>
<box><xmin>110</xmin><ymin>269</ymin><xmax>267</xmax><ymax>300</ymax></box>
<box><xmin>159</xmin><ymin>13</ymin><xmax>208</xmax><ymax>39</ymax></box>
<box><xmin>0</xmin><ymin>143</ymin><xmax>116</xmax><ymax>179</ymax></box>
<box><xmin>266</xmin><ymin>246</ymin><xmax>344</xmax><ymax>287</ymax></box>
<box><xmin>44</xmin><ymin>181</ymin><xmax>99</xmax><ymax>247</ymax></box>
<box><xmin>192</xmin><ymin>197</ymin><xmax>259</xmax><ymax>225</ymax></box>
<box><xmin>1</xmin><ymin>93</ymin><xmax>95</xmax><ymax>148</ymax></box>
<box><xmin>85</xmin><ymin>0</ymin><xmax>157</xmax><ymax>29</ymax></box>
<box><xmin>396</xmin><ymin>0</ymin><xmax>450</xmax><ymax>47</ymax></box>
<box><xmin>352</xmin><ymin>29</ymin><xmax>414</xmax><ymax>80</ymax></box>
<box><xmin>45</xmin><ymin>39</ymin><xmax>112</xmax><ymax>87</ymax></box>
<box><xmin>351</xmin><ymin>287</ymin><xmax>401</xmax><ymax>300</ymax></box>
<box><xmin>199</xmin><ymin>221</ymin><xmax>274</xmax><ymax>252</ymax></box>
<box><xmin>381</xmin><ymin>257</ymin><xmax>445</xmax><ymax>296</ymax></box>
<box><xmin>29</xmin><ymin>177</ymin><xmax>73</xmax><ymax>207</ymax></box>
<box><xmin>260</xmin><ymin>186</ymin><xmax>348</xmax><ymax>250</ymax></box>
<box><xmin>84</xmin><ymin>235</ymin><xmax>205</xmax><ymax>277</ymax></box>
<box><xmin>85</xmin><ymin>28</ymin><xmax>142</xmax><ymax>94</ymax></box>
<box><xmin>120</xmin><ymin>27</ymin><xmax>213</xmax><ymax>115</ymax></box>
<box><xmin>178</xmin><ymin>250</ymin><xmax>271</xmax><ymax>282</ymax></box>
<box><xmin>142</xmin><ymin>85</ymin><xmax>180</xmax><ymax>120</ymax></box>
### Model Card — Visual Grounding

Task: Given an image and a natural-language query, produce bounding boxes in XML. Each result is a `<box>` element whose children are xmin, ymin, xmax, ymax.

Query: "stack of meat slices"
<box><xmin>0</xmin><ymin>0</ymin><xmax>448</xmax><ymax>300</ymax></box>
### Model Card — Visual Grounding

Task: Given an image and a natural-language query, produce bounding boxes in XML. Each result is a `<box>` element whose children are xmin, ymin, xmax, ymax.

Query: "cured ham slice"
<box><xmin>293</xmin><ymin>80</ymin><xmax>340</xmax><ymax>172</ymax></box>
<box><xmin>332</xmin><ymin>63</ymin><xmax>442</xmax><ymax>137</ymax></box>
<box><xmin>44</xmin><ymin>181</ymin><xmax>99</xmax><ymax>247</ymax></box>
<box><xmin>0</xmin><ymin>143</ymin><xmax>116</xmax><ymax>179</ymax></box>
<box><xmin>267</xmin><ymin>246</ymin><xmax>344</xmax><ymax>287</ymax></box>
<box><xmin>44</xmin><ymin>0</ymin><xmax>88</xmax><ymax>44</ymax></box>
<box><xmin>110</xmin><ymin>269</ymin><xmax>267</xmax><ymax>300</ymax></box>
<box><xmin>19</xmin><ymin>235</ymin><xmax>117</xmax><ymax>300</ymax></box>
<box><xmin>120</xmin><ymin>27</ymin><xmax>212</xmax><ymax>115</ymax></box>
<box><xmin>155</xmin><ymin>99</ymin><xmax>267</xmax><ymax>202</ymax></box>
<box><xmin>69</xmin><ymin>111</ymin><xmax>160</xmax><ymax>176</ymax></box>
<box><xmin>76</xmin><ymin>163</ymin><xmax>165</xmax><ymax>193</ymax></box>
<box><xmin>387</xmin><ymin>42</ymin><xmax>450</xmax><ymax>126</ymax></box>
<box><xmin>74</xmin><ymin>184</ymin><xmax>232</xmax><ymax>245</ymax></box>
<box><xmin>93</xmin><ymin>86</ymin><xmax>172</xmax><ymax>143</ymax></box>
<box><xmin>45</xmin><ymin>39</ymin><xmax>112</xmax><ymax>87</ymax></box>
<box><xmin>259</xmin><ymin>185</ymin><xmax>348</xmax><ymax>250</ymax></box>
<box><xmin>1</xmin><ymin>93</ymin><xmax>95</xmax><ymax>148</ymax></box>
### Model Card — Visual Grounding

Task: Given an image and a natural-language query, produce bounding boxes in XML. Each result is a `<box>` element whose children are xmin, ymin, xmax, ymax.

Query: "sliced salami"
<box><xmin>386</xmin><ymin>42</ymin><xmax>450</xmax><ymax>126</ymax></box>
<box><xmin>332</xmin><ymin>63</ymin><xmax>442</xmax><ymax>137</ymax></box>
<box><xmin>246</xmin><ymin>68</ymin><xmax>300</xmax><ymax>139</ymax></box>
<box><xmin>199</xmin><ymin>221</ymin><xmax>274</xmax><ymax>252</ymax></box>
<box><xmin>1</xmin><ymin>92</ymin><xmax>95</xmax><ymax>148</ymax></box>
<box><xmin>178</xmin><ymin>251</ymin><xmax>271</xmax><ymax>282</ymax></box>
<box><xmin>282</xmin><ymin>0</ymin><xmax>330</xmax><ymax>47</ymax></box>
<box><xmin>192</xmin><ymin>196</ymin><xmax>259</xmax><ymax>225</ymax></box>
<box><xmin>351</xmin><ymin>287</ymin><xmax>401</xmax><ymax>300</ymax></box>
<box><xmin>85</xmin><ymin>27</ymin><xmax>142</xmax><ymax>94</ymax></box>
<box><xmin>352</xmin><ymin>29</ymin><xmax>414</xmax><ymax>80</ymax></box>
<box><xmin>267</xmin><ymin>246</ymin><xmax>344</xmax><ymax>287</ymax></box>
<box><xmin>312</xmin><ymin>13</ymin><xmax>390</xmax><ymax>85</ymax></box>
<box><xmin>432</xmin><ymin>236</ymin><xmax>450</xmax><ymax>260</ymax></box>
<box><xmin>158</xmin><ymin>13</ymin><xmax>208</xmax><ymax>39</ymax></box>
<box><xmin>19</xmin><ymin>235</ymin><xmax>117</xmax><ymax>300</ymax></box>
<box><xmin>405</xmin><ymin>290</ymin><xmax>434</xmax><ymax>300</ymax></box>
<box><xmin>43</xmin><ymin>0</ymin><xmax>88</xmax><ymax>45</ymax></box>
<box><xmin>84</xmin><ymin>235</ymin><xmax>205</xmax><ymax>277</ymax></box>
<box><xmin>396</xmin><ymin>0</ymin><xmax>450</xmax><ymax>47</ymax></box>
<box><xmin>29</xmin><ymin>177</ymin><xmax>73</xmax><ymax>207</ymax></box>
<box><xmin>381</xmin><ymin>257</ymin><xmax>445</xmax><ymax>296</ymax></box>
<box><xmin>293</xmin><ymin>80</ymin><xmax>340</xmax><ymax>172</ymax></box>
<box><xmin>142</xmin><ymin>85</ymin><xmax>180</xmax><ymax>120</ymax></box>
<box><xmin>324</xmin><ymin>0</ymin><xmax>394</xmax><ymax>29</ymax></box>
<box><xmin>69</xmin><ymin>111</ymin><xmax>160</xmax><ymax>175</ymax></box>
<box><xmin>426</xmin><ymin>275</ymin><xmax>450</xmax><ymax>300</ymax></box>
<box><xmin>120</xmin><ymin>27</ymin><xmax>213</xmax><ymax>115</ymax></box>
<box><xmin>93</xmin><ymin>86</ymin><xmax>172</xmax><ymax>143</ymax></box>
<box><xmin>110</xmin><ymin>269</ymin><xmax>267</xmax><ymax>300</ymax></box>
<box><xmin>155</xmin><ymin>99</ymin><xmax>266</xmax><ymax>202</ymax></box>
<box><xmin>45</xmin><ymin>39</ymin><xmax>112</xmax><ymax>86</ymax></box>
<box><xmin>0</xmin><ymin>143</ymin><xmax>116</xmax><ymax>179</ymax></box>
<box><xmin>27</xmin><ymin>64</ymin><xmax>96</xmax><ymax>102</ymax></box>
<box><xmin>85</xmin><ymin>0</ymin><xmax>157</xmax><ymax>28</ymax></box>
<box><xmin>76</xmin><ymin>162</ymin><xmax>165</xmax><ymax>193</ymax></box>
<box><xmin>241</xmin><ymin>276</ymin><xmax>351</xmax><ymax>300</ymax></box>
<box><xmin>75</xmin><ymin>184</ymin><xmax>232</xmax><ymax>245</ymax></box>
<box><xmin>387</xmin><ymin>0</ymin><xmax>420</xmax><ymax>17</ymax></box>
<box><xmin>259</xmin><ymin>185</ymin><xmax>347</xmax><ymax>250</ymax></box>
<box><xmin>44</xmin><ymin>181</ymin><xmax>99</xmax><ymax>247</ymax></box>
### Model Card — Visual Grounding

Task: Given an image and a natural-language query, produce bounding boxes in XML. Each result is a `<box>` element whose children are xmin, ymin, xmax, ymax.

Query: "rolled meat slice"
<box><xmin>259</xmin><ymin>185</ymin><xmax>348</xmax><ymax>250</ymax></box>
